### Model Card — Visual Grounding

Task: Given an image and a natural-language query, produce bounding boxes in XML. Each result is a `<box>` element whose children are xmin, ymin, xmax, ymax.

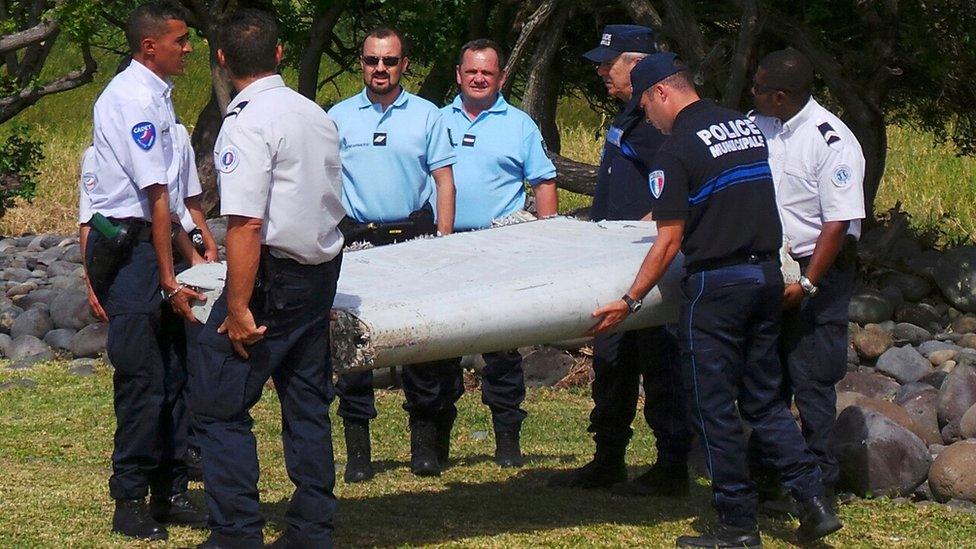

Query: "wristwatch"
<box><xmin>798</xmin><ymin>276</ymin><xmax>819</xmax><ymax>297</ymax></box>
<box><xmin>621</xmin><ymin>294</ymin><xmax>643</xmax><ymax>313</ymax></box>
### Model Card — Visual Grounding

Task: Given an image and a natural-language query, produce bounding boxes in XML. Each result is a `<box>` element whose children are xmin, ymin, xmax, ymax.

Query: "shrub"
<box><xmin>0</xmin><ymin>124</ymin><xmax>43</xmax><ymax>217</ymax></box>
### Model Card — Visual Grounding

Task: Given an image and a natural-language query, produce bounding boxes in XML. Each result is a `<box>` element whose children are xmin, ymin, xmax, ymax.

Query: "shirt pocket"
<box><xmin>779</xmin><ymin>162</ymin><xmax>820</xmax><ymax>219</ymax></box>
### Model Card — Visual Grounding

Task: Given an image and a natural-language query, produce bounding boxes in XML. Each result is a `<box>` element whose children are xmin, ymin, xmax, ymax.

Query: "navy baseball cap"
<box><xmin>630</xmin><ymin>52</ymin><xmax>688</xmax><ymax>95</ymax></box>
<box><xmin>583</xmin><ymin>25</ymin><xmax>656</xmax><ymax>63</ymax></box>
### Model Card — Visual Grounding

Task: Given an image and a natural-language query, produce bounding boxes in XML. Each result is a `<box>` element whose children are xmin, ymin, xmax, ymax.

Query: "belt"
<box><xmin>688</xmin><ymin>251</ymin><xmax>776</xmax><ymax>273</ymax></box>
<box><xmin>107</xmin><ymin>217</ymin><xmax>153</xmax><ymax>242</ymax></box>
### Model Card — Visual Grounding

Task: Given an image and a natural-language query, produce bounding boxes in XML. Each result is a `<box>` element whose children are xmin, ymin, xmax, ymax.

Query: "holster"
<box><xmin>339</xmin><ymin>203</ymin><xmax>436</xmax><ymax>247</ymax></box>
<box><xmin>87</xmin><ymin>218</ymin><xmax>151</xmax><ymax>292</ymax></box>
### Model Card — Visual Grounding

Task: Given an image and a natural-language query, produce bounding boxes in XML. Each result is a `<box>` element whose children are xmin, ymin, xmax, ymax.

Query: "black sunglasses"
<box><xmin>362</xmin><ymin>55</ymin><xmax>402</xmax><ymax>67</ymax></box>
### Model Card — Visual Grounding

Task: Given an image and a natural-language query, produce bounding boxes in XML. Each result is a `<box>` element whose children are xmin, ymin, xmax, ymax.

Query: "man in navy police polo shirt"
<box><xmin>590</xmin><ymin>53</ymin><xmax>842</xmax><ymax>548</ymax></box>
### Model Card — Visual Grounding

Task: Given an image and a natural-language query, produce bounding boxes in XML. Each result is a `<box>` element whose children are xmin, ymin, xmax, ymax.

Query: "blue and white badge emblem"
<box><xmin>131</xmin><ymin>122</ymin><xmax>156</xmax><ymax>150</ymax></box>
<box><xmin>217</xmin><ymin>145</ymin><xmax>241</xmax><ymax>174</ymax></box>
<box><xmin>82</xmin><ymin>172</ymin><xmax>97</xmax><ymax>192</ymax></box>
<box><xmin>649</xmin><ymin>170</ymin><xmax>665</xmax><ymax>199</ymax></box>
<box><xmin>831</xmin><ymin>164</ymin><xmax>852</xmax><ymax>187</ymax></box>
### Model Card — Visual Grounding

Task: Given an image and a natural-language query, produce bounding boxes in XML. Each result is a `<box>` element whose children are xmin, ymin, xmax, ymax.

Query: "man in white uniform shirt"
<box><xmin>749</xmin><ymin>48</ymin><xmax>865</xmax><ymax>506</ymax></box>
<box><xmin>192</xmin><ymin>10</ymin><xmax>345</xmax><ymax>548</ymax></box>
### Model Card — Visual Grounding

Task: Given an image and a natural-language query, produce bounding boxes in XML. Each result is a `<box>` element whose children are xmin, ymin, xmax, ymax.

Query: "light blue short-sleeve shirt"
<box><xmin>327</xmin><ymin>88</ymin><xmax>455</xmax><ymax>223</ymax></box>
<box><xmin>439</xmin><ymin>94</ymin><xmax>556</xmax><ymax>231</ymax></box>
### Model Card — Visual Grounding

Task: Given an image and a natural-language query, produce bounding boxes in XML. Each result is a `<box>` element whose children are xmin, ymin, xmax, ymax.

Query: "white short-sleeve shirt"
<box><xmin>752</xmin><ymin>97</ymin><xmax>865</xmax><ymax>258</ymax></box>
<box><xmin>214</xmin><ymin>75</ymin><xmax>344</xmax><ymax>265</ymax></box>
<box><xmin>78</xmin><ymin>146</ymin><xmax>96</xmax><ymax>224</ymax></box>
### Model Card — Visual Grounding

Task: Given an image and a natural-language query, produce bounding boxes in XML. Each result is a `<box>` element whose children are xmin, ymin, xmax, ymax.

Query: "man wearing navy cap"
<box><xmin>590</xmin><ymin>53</ymin><xmax>842</xmax><ymax>547</ymax></box>
<box><xmin>548</xmin><ymin>25</ymin><xmax>692</xmax><ymax>498</ymax></box>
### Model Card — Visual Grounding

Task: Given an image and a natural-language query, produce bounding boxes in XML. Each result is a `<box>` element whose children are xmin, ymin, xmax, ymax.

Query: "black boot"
<box><xmin>547</xmin><ymin>447</ymin><xmax>626</xmax><ymax>489</ymax></box>
<box><xmin>149</xmin><ymin>492</ymin><xmax>208</xmax><ymax>528</ymax></box>
<box><xmin>796</xmin><ymin>495</ymin><xmax>842</xmax><ymax>543</ymax></box>
<box><xmin>611</xmin><ymin>460</ymin><xmax>689</xmax><ymax>497</ymax></box>
<box><xmin>410</xmin><ymin>421</ymin><xmax>440</xmax><ymax>476</ymax></box>
<box><xmin>435</xmin><ymin>415</ymin><xmax>454</xmax><ymax>468</ymax></box>
<box><xmin>112</xmin><ymin>498</ymin><xmax>168</xmax><ymax>540</ymax></box>
<box><xmin>494</xmin><ymin>430</ymin><xmax>523</xmax><ymax>468</ymax></box>
<box><xmin>343</xmin><ymin>420</ymin><xmax>374</xmax><ymax>483</ymax></box>
<box><xmin>676</xmin><ymin>524</ymin><xmax>762</xmax><ymax>548</ymax></box>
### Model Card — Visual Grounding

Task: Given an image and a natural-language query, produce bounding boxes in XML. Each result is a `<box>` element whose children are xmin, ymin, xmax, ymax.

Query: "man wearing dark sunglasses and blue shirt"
<box><xmin>327</xmin><ymin>27</ymin><xmax>461</xmax><ymax>482</ymax></box>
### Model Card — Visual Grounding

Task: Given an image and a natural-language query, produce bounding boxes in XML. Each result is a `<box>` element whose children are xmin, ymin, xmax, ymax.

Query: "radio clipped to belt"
<box><xmin>338</xmin><ymin>203</ymin><xmax>436</xmax><ymax>246</ymax></box>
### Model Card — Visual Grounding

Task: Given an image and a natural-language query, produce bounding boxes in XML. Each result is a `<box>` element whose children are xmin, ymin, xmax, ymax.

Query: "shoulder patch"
<box><xmin>217</xmin><ymin>145</ymin><xmax>241</xmax><ymax>174</ymax></box>
<box><xmin>817</xmin><ymin>122</ymin><xmax>841</xmax><ymax>147</ymax></box>
<box><xmin>831</xmin><ymin>164</ymin><xmax>854</xmax><ymax>187</ymax></box>
<box><xmin>649</xmin><ymin>170</ymin><xmax>665</xmax><ymax>199</ymax></box>
<box><xmin>81</xmin><ymin>172</ymin><xmax>97</xmax><ymax>192</ymax></box>
<box><xmin>131</xmin><ymin>122</ymin><xmax>157</xmax><ymax>150</ymax></box>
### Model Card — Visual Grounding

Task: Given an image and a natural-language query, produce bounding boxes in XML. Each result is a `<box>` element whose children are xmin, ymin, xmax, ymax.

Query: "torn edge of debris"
<box><xmin>331</xmin><ymin>310</ymin><xmax>375</xmax><ymax>371</ymax></box>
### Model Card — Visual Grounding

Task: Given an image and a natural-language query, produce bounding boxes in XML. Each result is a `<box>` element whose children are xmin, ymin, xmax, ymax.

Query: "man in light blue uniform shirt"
<box><xmin>438</xmin><ymin>39</ymin><xmax>557</xmax><ymax>466</ymax></box>
<box><xmin>327</xmin><ymin>27</ymin><xmax>460</xmax><ymax>481</ymax></box>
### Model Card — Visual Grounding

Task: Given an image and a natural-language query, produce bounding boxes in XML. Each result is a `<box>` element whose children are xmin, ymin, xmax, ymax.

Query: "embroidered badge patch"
<box><xmin>373</xmin><ymin>132</ymin><xmax>388</xmax><ymax>146</ymax></box>
<box><xmin>82</xmin><ymin>172</ymin><xmax>97</xmax><ymax>192</ymax></box>
<box><xmin>649</xmin><ymin>170</ymin><xmax>665</xmax><ymax>199</ymax></box>
<box><xmin>131</xmin><ymin>122</ymin><xmax>156</xmax><ymax>150</ymax></box>
<box><xmin>831</xmin><ymin>164</ymin><xmax>853</xmax><ymax>187</ymax></box>
<box><xmin>217</xmin><ymin>145</ymin><xmax>241</xmax><ymax>174</ymax></box>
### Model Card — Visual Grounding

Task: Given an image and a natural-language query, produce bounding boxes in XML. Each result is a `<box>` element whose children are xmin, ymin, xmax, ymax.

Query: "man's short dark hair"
<box><xmin>362</xmin><ymin>27</ymin><xmax>410</xmax><ymax>57</ymax></box>
<box><xmin>458</xmin><ymin>38</ymin><xmax>506</xmax><ymax>70</ymax></box>
<box><xmin>124</xmin><ymin>1</ymin><xmax>187</xmax><ymax>54</ymax></box>
<box><xmin>660</xmin><ymin>70</ymin><xmax>695</xmax><ymax>92</ymax></box>
<box><xmin>758</xmin><ymin>48</ymin><xmax>814</xmax><ymax>98</ymax></box>
<box><xmin>218</xmin><ymin>9</ymin><xmax>280</xmax><ymax>78</ymax></box>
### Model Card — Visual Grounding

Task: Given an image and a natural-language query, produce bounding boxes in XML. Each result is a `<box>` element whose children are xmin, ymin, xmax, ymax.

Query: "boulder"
<box><xmin>920</xmin><ymin>370</ymin><xmax>949</xmax><ymax>390</ymax></box>
<box><xmin>9</xmin><ymin>307</ymin><xmax>54</xmax><ymax>340</ymax></box>
<box><xmin>928</xmin><ymin>440</ymin><xmax>976</xmax><ymax>503</ymax></box>
<box><xmin>0</xmin><ymin>307</ymin><xmax>20</xmax><ymax>334</ymax></box>
<box><xmin>46</xmin><ymin>260</ymin><xmax>82</xmax><ymax>278</ymax></box>
<box><xmin>881</xmin><ymin>272</ymin><xmax>933</xmax><ymax>302</ymax></box>
<box><xmin>61</xmin><ymin>244</ymin><xmax>82</xmax><ymax>264</ymax></box>
<box><xmin>853</xmin><ymin>324</ymin><xmax>894</xmax><ymax>360</ymax></box>
<box><xmin>7</xmin><ymin>335</ymin><xmax>53</xmax><ymax>361</ymax></box>
<box><xmin>930</xmin><ymin>349</ymin><xmax>959</xmax><ymax>367</ymax></box>
<box><xmin>876</xmin><ymin>345</ymin><xmax>932</xmax><ymax>384</ymax></box>
<box><xmin>37</xmin><ymin>246</ymin><xmax>66</xmax><ymax>265</ymax></box>
<box><xmin>894</xmin><ymin>304</ymin><xmax>944</xmax><ymax>333</ymax></box>
<box><xmin>856</xmin><ymin>396</ymin><xmax>933</xmax><ymax>444</ymax></box>
<box><xmin>919</xmin><ymin>340</ymin><xmax>958</xmax><ymax>358</ymax></box>
<box><xmin>894</xmin><ymin>387</ymin><xmax>944</xmax><ymax>446</ymax></box>
<box><xmin>849</xmin><ymin>289</ymin><xmax>896</xmax><ymax>325</ymax></box>
<box><xmin>49</xmin><ymin>275</ymin><xmax>84</xmax><ymax>291</ymax></box>
<box><xmin>892</xmin><ymin>323</ymin><xmax>932</xmax><ymax>345</ymax></box>
<box><xmin>960</xmin><ymin>403</ymin><xmax>976</xmax><ymax>440</ymax></box>
<box><xmin>958</xmin><ymin>334</ymin><xmax>976</xmax><ymax>350</ymax></box>
<box><xmin>1</xmin><ymin>267</ymin><xmax>33</xmax><ymax>283</ymax></box>
<box><xmin>952</xmin><ymin>315</ymin><xmax>976</xmax><ymax>335</ymax></box>
<box><xmin>43</xmin><ymin>328</ymin><xmax>77</xmax><ymax>352</ymax></box>
<box><xmin>837</xmin><ymin>371</ymin><xmax>901</xmax><ymax>399</ymax></box>
<box><xmin>521</xmin><ymin>346</ymin><xmax>574</xmax><ymax>387</ymax></box>
<box><xmin>6</xmin><ymin>281</ymin><xmax>37</xmax><ymax>298</ymax></box>
<box><xmin>879</xmin><ymin>286</ymin><xmax>905</xmax><ymax>309</ymax></box>
<box><xmin>907</xmin><ymin>249</ymin><xmax>943</xmax><ymax>279</ymax></box>
<box><xmin>831</xmin><ymin>406</ymin><xmax>932</xmax><ymax>498</ymax></box>
<box><xmin>939</xmin><ymin>364</ymin><xmax>976</xmax><ymax>429</ymax></box>
<box><xmin>0</xmin><ymin>332</ymin><xmax>11</xmax><ymax>357</ymax></box>
<box><xmin>18</xmin><ymin>288</ymin><xmax>58</xmax><ymax>309</ymax></box>
<box><xmin>9</xmin><ymin>352</ymin><xmax>49</xmax><ymax>369</ymax></box>
<box><xmin>50</xmin><ymin>290</ymin><xmax>96</xmax><ymax>330</ymax></box>
<box><xmin>69</xmin><ymin>323</ymin><xmax>108</xmax><ymax>358</ymax></box>
<box><xmin>836</xmin><ymin>391</ymin><xmax>866</xmax><ymax>416</ymax></box>
<box><xmin>896</xmin><ymin>382</ymin><xmax>938</xmax><ymax>403</ymax></box>
<box><xmin>935</xmin><ymin>247</ymin><xmax>976</xmax><ymax>313</ymax></box>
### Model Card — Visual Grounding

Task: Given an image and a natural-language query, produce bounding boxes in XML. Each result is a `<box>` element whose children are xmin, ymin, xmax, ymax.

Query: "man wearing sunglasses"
<box><xmin>327</xmin><ymin>27</ymin><xmax>460</xmax><ymax>481</ymax></box>
<box><xmin>748</xmin><ymin>48</ymin><xmax>865</xmax><ymax>513</ymax></box>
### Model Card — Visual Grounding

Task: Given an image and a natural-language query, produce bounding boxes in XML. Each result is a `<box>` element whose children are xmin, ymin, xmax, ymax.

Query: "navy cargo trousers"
<box><xmin>679</xmin><ymin>259</ymin><xmax>824</xmax><ymax>528</ymax></box>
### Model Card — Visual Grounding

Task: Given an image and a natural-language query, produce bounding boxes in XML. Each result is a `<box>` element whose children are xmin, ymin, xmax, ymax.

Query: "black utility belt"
<box><xmin>106</xmin><ymin>217</ymin><xmax>153</xmax><ymax>243</ymax></box>
<box><xmin>339</xmin><ymin>203</ymin><xmax>435</xmax><ymax>247</ymax></box>
<box><xmin>687</xmin><ymin>251</ymin><xmax>777</xmax><ymax>273</ymax></box>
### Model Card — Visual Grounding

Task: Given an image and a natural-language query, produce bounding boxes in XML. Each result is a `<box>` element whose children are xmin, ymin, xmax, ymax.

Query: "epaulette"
<box><xmin>224</xmin><ymin>101</ymin><xmax>249</xmax><ymax>119</ymax></box>
<box><xmin>817</xmin><ymin>122</ymin><xmax>841</xmax><ymax>146</ymax></box>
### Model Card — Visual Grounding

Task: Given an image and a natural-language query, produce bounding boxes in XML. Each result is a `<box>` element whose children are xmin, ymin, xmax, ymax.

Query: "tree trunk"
<box><xmin>522</xmin><ymin>2</ymin><xmax>571</xmax><ymax>154</ymax></box>
<box><xmin>550</xmin><ymin>154</ymin><xmax>597</xmax><ymax>196</ymax></box>
<box><xmin>501</xmin><ymin>0</ymin><xmax>558</xmax><ymax>96</ymax></box>
<box><xmin>417</xmin><ymin>53</ymin><xmax>457</xmax><ymax>104</ymax></box>
<box><xmin>297</xmin><ymin>1</ymin><xmax>346</xmax><ymax>100</ymax></box>
<box><xmin>720</xmin><ymin>0</ymin><xmax>761</xmax><ymax>110</ymax></box>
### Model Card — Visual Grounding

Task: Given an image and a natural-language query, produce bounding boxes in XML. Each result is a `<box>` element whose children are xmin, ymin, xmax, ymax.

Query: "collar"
<box><xmin>357</xmin><ymin>86</ymin><xmax>410</xmax><ymax>110</ymax></box>
<box><xmin>672</xmin><ymin>99</ymin><xmax>710</xmax><ymax>131</ymax></box>
<box><xmin>450</xmin><ymin>93</ymin><xmax>508</xmax><ymax>121</ymax></box>
<box><xmin>781</xmin><ymin>97</ymin><xmax>817</xmax><ymax>135</ymax></box>
<box><xmin>128</xmin><ymin>59</ymin><xmax>173</xmax><ymax>98</ymax></box>
<box><xmin>226</xmin><ymin>75</ymin><xmax>285</xmax><ymax>114</ymax></box>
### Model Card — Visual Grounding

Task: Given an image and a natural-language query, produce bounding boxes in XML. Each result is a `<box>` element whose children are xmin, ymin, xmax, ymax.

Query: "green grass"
<box><xmin>2</xmin><ymin>42</ymin><xmax>976</xmax><ymax>242</ymax></box>
<box><xmin>2</xmin><ymin>361</ymin><xmax>975</xmax><ymax>547</ymax></box>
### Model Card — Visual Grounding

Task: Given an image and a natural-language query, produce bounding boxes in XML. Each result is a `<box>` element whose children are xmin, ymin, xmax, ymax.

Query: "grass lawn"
<box><xmin>1</xmin><ymin>361</ymin><xmax>975</xmax><ymax>547</ymax></box>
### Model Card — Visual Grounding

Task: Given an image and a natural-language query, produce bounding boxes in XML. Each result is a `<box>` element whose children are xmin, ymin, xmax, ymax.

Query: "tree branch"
<box><xmin>0</xmin><ymin>43</ymin><xmax>97</xmax><ymax>124</ymax></box>
<box><xmin>619</xmin><ymin>0</ymin><xmax>664</xmax><ymax>30</ymax></box>
<box><xmin>501</xmin><ymin>0</ymin><xmax>558</xmax><ymax>95</ymax></box>
<box><xmin>0</xmin><ymin>18</ymin><xmax>57</xmax><ymax>55</ymax></box>
<box><xmin>720</xmin><ymin>0</ymin><xmax>761</xmax><ymax>109</ymax></box>
<box><xmin>551</xmin><ymin>153</ymin><xmax>597</xmax><ymax>196</ymax></box>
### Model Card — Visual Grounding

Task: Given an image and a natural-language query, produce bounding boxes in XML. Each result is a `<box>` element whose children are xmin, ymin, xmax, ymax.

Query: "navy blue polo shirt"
<box><xmin>592</xmin><ymin>101</ymin><xmax>667</xmax><ymax>221</ymax></box>
<box><xmin>650</xmin><ymin>100</ymin><xmax>782</xmax><ymax>271</ymax></box>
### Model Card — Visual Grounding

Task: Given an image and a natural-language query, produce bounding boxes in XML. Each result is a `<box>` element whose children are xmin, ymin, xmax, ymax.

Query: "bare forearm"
<box><xmin>804</xmin><ymin>221</ymin><xmax>849</xmax><ymax>284</ymax></box>
<box><xmin>534</xmin><ymin>181</ymin><xmax>558</xmax><ymax>217</ymax></box>
<box><xmin>432</xmin><ymin>166</ymin><xmax>455</xmax><ymax>235</ymax></box>
<box><xmin>186</xmin><ymin>197</ymin><xmax>218</xmax><ymax>251</ymax></box>
<box><xmin>225</xmin><ymin>216</ymin><xmax>263</xmax><ymax>315</ymax></box>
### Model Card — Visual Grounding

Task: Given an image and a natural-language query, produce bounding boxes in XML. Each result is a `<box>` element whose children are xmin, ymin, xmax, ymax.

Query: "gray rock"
<box><xmin>49</xmin><ymin>275</ymin><xmax>83</xmax><ymax>291</ymax></box>
<box><xmin>831</xmin><ymin>405</ymin><xmax>932</xmax><ymax>498</ymax></box>
<box><xmin>5</xmin><ymin>281</ymin><xmax>37</xmax><ymax>298</ymax></box>
<box><xmin>1</xmin><ymin>267</ymin><xmax>33</xmax><ymax>283</ymax></box>
<box><xmin>37</xmin><ymin>246</ymin><xmax>66</xmax><ymax>265</ymax></box>
<box><xmin>43</xmin><ymin>328</ymin><xmax>77</xmax><ymax>352</ymax></box>
<box><xmin>952</xmin><ymin>315</ymin><xmax>976</xmax><ymax>335</ymax></box>
<box><xmin>876</xmin><ymin>345</ymin><xmax>932</xmax><ymax>384</ymax></box>
<box><xmin>18</xmin><ymin>288</ymin><xmax>58</xmax><ymax>309</ymax></box>
<box><xmin>957</xmin><ymin>334</ymin><xmax>976</xmax><ymax>350</ymax></box>
<box><xmin>934</xmin><ymin>247</ymin><xmax>976</xmax><ymax>313</ymax></box>
<box><xmin>960</xmin><ymin>403</ymin><xmax>976</xmax><ymax>440</ymax></box>
<box><xmin>938</xmin><ymin>364</ymin><xmax>976</xmax><ymax>430</ymax></box>
<box><xmin>69</xmin><ymin>323</ymin><xmax>108</xmax><ymax>358</ymax></box>
<box><xmin>0</xmin><ymin>332</ymin><xmax>11</xmax><ymax>357</ymax></box>
<box><xmin>9</xmin><ymin>352</ymin><xmax>50</xmax><ymax>369</ymax></box>
<box><xmin>68</xmin><ymin>358</ymin><xmax>96</xmax><ymax>377</ymax></box>
<box><xmin>877</xmin><ymin>320</ymin><xmax>897</xmax><ymax>332</ymax></box>
<box><xmin>26</xmin><ymin>235</ymin><xmax>45</xmax><ymax>251</ymax></box>
<box><xmin>882</xmin><ymin>272</ymin><xmax>933</xmax><ymax>302</ymax></box>
<box><xmin>895</xmin><ymin>387</ymin><xmax>943</xmax><ymax>445</ymax></box>
<box><xmin>914</xmin><ymin>480</ymin><xmax>935</xmax><ymax>501</ymax></box>
<box><xmin>919</xmin><ymin>340</ymin><xmax>958</xmax><ymax>358</ymax></box>
<box><xmin>920</xmin><ymin>370</ymin><xmax>949</xmax><ymax>390</ymax></box>
<box><xmin>7</xmin><ymin>335</ymin><xmax>52</xmax><ymax>361</ymax></box>
<box><xmin>894</xmin><ymin>304</ymin><xmax>944</xmax><ymax>333</ymax></box>
<box><xmin>946</xmin><ymin>499</ymin><xmax>976</xmax><ymax>515</ymax></box>
<box><xmin>853</xmin><ymin>324</ymin><xmax>894</xmax><ymax>360</ymax></box>
<box><xmin>847</xmin><ymin>344</ymin><xmax>859</xmax><ymax>367</ymax></box>
<box><xmin>9</xmin><ymin>307</ymin><xmax>53</xmax><ymax>340</ymax></box>
<box><xmin>46</xmin><ymin>260</ymin><xmax>82</xmax><ymax>278</ymax></box>
<box><xmin>837</xmin><ymin>371</ymin><xmax>902</xmax><ymax>399</ymax></box>
<box><xmin>61</xmin><ymin>244</ymin><xmax>82</xmax><ymax>264</ymax></box>
<box><xmin>856</xmin><ymin>396</ymin><xmax>932</xmax><ymax>443</ymax></box>
<box><xmin>207</xmin><ymin>217</ymin><xmax>227</xmax><ymax>246</ymax></box>
<box><xmin>907</xmin><ymin>249</ymin><xmax>943</xmax><ymax>279</ymax></box>
<box><xmin>0</xmin><ymin>307</ymin><xmax>21</xmax><ymax>334</ymax></box>
<box><xmin>928</xmin><ymin>440</ymin><xmax>976</xmax><ymax>503</ymax></box>
<box><xmin>521</xmin><ymin>346</ymin><xmax>573</xmax><ymax>387</ymax></box>
<box><xmin>849</xmin><ymin>289</ymin><xmax>896</xmax><ymax>325</ymax></box>
<box><xmin>0</xmin><ymin>378</ymin><xmax>37</xmax><ymax>390</ymax></box>
<box><xmin>14</xmin><ymin>235</ymin><xmax>33</xmax><ymax>248</ymax></box>
<box><xmin>942</xmin><ymin>421</ymin><xmax>963</xmax><ymax>444</ymax></box>
<box><xmin>50</xmin><ymin>290</ymin><xmax>96</xmax><ymax>330</ymax></box>
<box><xmin>896</xmin><ymin>382</ymin><xmax>938</xmax><ymax>403</ymax></box>
<box><xmin>879</xmin><ymin>285</ymin><xmax>905</xmax><ymax>309</ymax></box>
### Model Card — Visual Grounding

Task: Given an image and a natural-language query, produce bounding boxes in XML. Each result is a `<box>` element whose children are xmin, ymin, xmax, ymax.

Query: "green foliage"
<box><xmin>0</xmin><ymin>124</ymin><xmax>44</xmax><ymax>217</ymax></box>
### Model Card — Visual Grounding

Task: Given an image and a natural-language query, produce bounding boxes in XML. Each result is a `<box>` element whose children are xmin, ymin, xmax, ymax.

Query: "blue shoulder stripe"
<box><xmin>687</xmin><ymin>161</ymin><xmax>771</xmax><ymax>206</ymax></box>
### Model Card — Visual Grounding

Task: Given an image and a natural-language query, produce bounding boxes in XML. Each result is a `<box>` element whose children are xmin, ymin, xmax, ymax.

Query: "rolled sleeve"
<box><xmin>522</xmin><ymin>127</ymin><xmax>557</xmax><ymax>185</ymax></box>
<box><xmin>217</xmin><ymin>125</ymin><xmax>272</xmax><ymax>219</ymax></box>
<box><xmin>818</xmin><ymin>144</ymin><xmax>866</xmax><ymax>223</ymax></box>
<box><xmin>426</xmin><ymin>111</ymin><xmax>457</xmax><ymax>171</ymax></box>
<box><xmin>110</xmin><ymin>100</ymin><xmax>169</xmax><ymax>190</ymax></box>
